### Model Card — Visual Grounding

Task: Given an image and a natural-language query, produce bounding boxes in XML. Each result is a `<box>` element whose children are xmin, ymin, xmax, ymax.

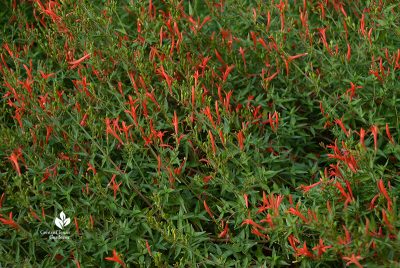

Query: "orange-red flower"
<box><xmin>370</xmin><ymin>125</ymin><xmax>379</xmax><ymax>150</ymax></box>
<box><xmin>203</xmin><ymin>200</ymin><xmax>214</xmax><ymax>218</ymax></box>
<box><xmin>208</xmin><ymin>130</ymin><xmax>216</xmax><ymax>154</ymax></box>
<box><xmin>104</xmin><ymin>249</ymin><xmax>126</xmax><ymax>268</ymax></box>
<box><xmin>385</xmin><ymin>123</ymin><xmax>395</xmax><ymax>144</ymax></box>
<box><xmin>0</xmin><ymin>212</ymin><xmax>19</xmax><ymax>230</ymax></box>
<box><xmin>68</xmin><ymin>53</ymin><xmax>91</xmax><ymax>69</ymax></box>
<box><xmin>378</xmin><ymin>179</ymin><xmax>392</xmax><ymax>211</ymax></box>
<box><xmin>342</xmin><ymin>254</ymin><xmax>363</xmax><ymax>268</ymax></box>
<box><xmin>108</xmin><ymin>174</ymin><xmax>122</xmax><ymax>200</ymax></box>
<box><xmin>296</xmin><ymin>241</ymin><xmax>314</xmax><ymax>258</ymax></box>
<box><xmin>241</xmin><ymin>218</ymin><xmax>265</xmax><ymax>230</ymax></box>
<box><xmin>334</xmin><ymin>118</ymin><xmax>350</xmax><ymax>137</ymax></box>
<box><xmin>287</xmin><ymin>204</ymin><xmax>308</xmax><ymax>223</ymax></box>
<box><xmin>237</xmin><ymin>131</ymin><xmax>244</xmax><ymax>150</ymax></box>
<box><xmin>312</xmin><ymin>238</ymin><xmax>332</xmax><ymax>257</ymax></box>
<box><xmin>218</xmin><ymin>220</ymin><xmax>229</xmax><ymax>238</ymax></box>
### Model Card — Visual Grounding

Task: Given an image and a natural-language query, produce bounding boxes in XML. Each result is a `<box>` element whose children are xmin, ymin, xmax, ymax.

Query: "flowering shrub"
<box><xmin>0</xmin><ymin>0</ymin><xmax>399</xmax><ymax>266</ymax></box>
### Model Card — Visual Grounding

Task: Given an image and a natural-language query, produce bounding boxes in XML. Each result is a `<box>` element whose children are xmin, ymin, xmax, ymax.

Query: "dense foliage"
<box><xmin>1</xmin><ymin>0</ymin><xmax>399</xmax><ymax>267</ymax></box>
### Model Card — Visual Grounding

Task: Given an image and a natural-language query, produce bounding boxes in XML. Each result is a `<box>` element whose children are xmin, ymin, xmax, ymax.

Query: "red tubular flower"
<box><xmin>317</xmin><ymin>27</ymin><xmax>331</xmax><ymax>54</ymax></box>
<box><xmin>167</xmin><ymin>167</ymin><xmax>175</xmax><ymax>187</ymax></box>
<box><xmin>125</xmin><ymin>95</ymin><xmax>139</xmax><ymax>126</ymax></box>
<box><xmin>382</xmin><ymin>209</ymin><xmax>394</xmax><ymax>231</ymax></box>
<box><xmin>370</xmin><ymin>125</ymin><xmax>379</xmax><ymax>150</ymax></box>
<box><xmin>288</xmin><ymin>52</ymin><xmax>308</xmax><ymax>62</ymax></box>
<box><xmin>258</xmin><ymin>193</ymin><xmax>283</xmax><ymax>215</ymax></box>
<box><xmin>260</xmin><ymin>213</ymin><xmax>274</xmax><ymax>228</ymax></box>
<box><xmin>105</xmin><ymin>118</ymin><xmax>124</xmax><ymax>145</ymax></box>
<box><xmin>203</xmin><ymin>175</ymin><xmax>212</xmax><ymax>184</ymax></box>
<box><xmin>258</xmin><ymin>37</ymin><xmax>268</xmax><ymax>49</ymax></box>
<box><xmin>342</xmin><ymin>254</ymin><xmax>363</xmax><ymax>268</ymax></box>
<box><xmin>360</xmin><ymin>13</ymin><xmax>366</xmax><ymax>36</ymax></box>
<box><xmin>358</xmin><ymin>128</ymin><xmax>366</xmax><ymax>148</ymax></box>
<box><xmin>345</xmin><ymin>82</ymin><xmax>362</xmax><ymax>101</ymax></box>
<box><xmin>218</xmin><ymin>220</ymin><xmax>229</xmax><ymax>238</ymax></box>
<box><xmin>45</xmin><ymin>125</ymin><xmax>53</xmax><ymax>144</ymax></box>
<box><xmin>121</xmin><ymin>121</ymin><xmax>133</xmax><ymax>142</ymax></box>
<box><xmin>275</xmin><ymin>0</ymin><xmax>285</xmax><ymax>31</ymax></box>
<box><xmin>385</xmin><ymin>123</ymin><xmax>395</xmax><ymax>144</ymax></box>
<box><xmin>128</xmin><ymin>72</ymin><xmax>139</xmax><ymax>94</ymax></box>
<box><xmin>80</xmin><ymin>113</ymin><xmax>88</xmax><ymax>127</ymax></box>
<box><xmin>214</xmin><ymin>49</ymin><xmax>226</xmax><ymax>65</ymax></box>
<box><xmin>222</xmin><ymin>65</ymin><xmax>234</xmax><ymax>82</ymax></box>
<box><xmin>343</xmin><ymin>20</ymin><xmax>348</xmax><ymax>40</ymax></box>
<box><xmin>172</xmin><ymin>110</ymin><xmax>179</xmax><ymax>135</ymax></box>
<box><xmin>141</xmin><ymin>99</ymin><xmax>148</xmax><ymax>118</ymax></box>
<box><xmin>287</xmin><ymin>204</ymin><xmax>308</xmax><ymax>223</ymax></box>
<box><xmin>273</xmin><ymin>111</ymin><xmax>279</xmax><ymax>131</ymax></box>
<box><xmin>288</xmin><ymin>234</ymin><xmax>299</xmax><ymax>251</ymax></box>
<box><xmin>174</xmin><ymin>158</ymin><xmax>186</xmax><ymax>175</ymax></box>
<box><xmin>39</xmin><ymin>71</ymin><xmax>55</xmax><ymax>80</ymax></box>
<box><xmin>369</xmin><ymin>194</ymin><xmax>380</xmax><ymax>210</ymax></box>
<box><xmin>203</xmin><ymin>106</ymin><xmax>216</xmax><ymax>128</ymax></box>
<box><xmin>203</xmin><ymin>200</ymin><xmax>214</xmax><ymax>218</ymax></box>
<box><xmin>208</xmin><ymin>130</ymin><xmax>216</xmax><ymax>154</ymax></box>
<box><xmin>344</xmin><ymin>180</ymin><xmax>354</xmax><ymax>200</ymax></box>
<box><xmin>8</xmin><ymin>153</ymin><xmax>21</xmax><ymax>175</ymax></box>
<box><xmin>237</xmin><ymin>130</ymin><xmax>244</xmax><ymax>150</ymax></box>
<box><xmin>318</xmin><ymin>2</ymin><xmax>325</xmax><ymax>19</ymax></box>
<box><xmin>145</xmin><ymin>91</ymin><xmax>160</xmax><ymax>109</ymax></box>
<box><xmin>87</xmin><ymin>163</ymin><xmax>96</xmax><ymax>175</ymax></box>
<box><xmin>241</xmin><ymin>218</ymin><xmax>265</xmax><ymax>230</ymax></box>
<box><xmin>334</xmin><ymin>181</ymin><xmax>353</xmax><ymax>207</ymax></box>
<box><xmin>251</xmin><ymin>227</ymin><xmax>269</xmax><ymax>239</ymax></box>
<box><xmin>148</xmin><ymin>0</ymin><xmax>155</xmax><ymax>19</ymax></box>
<box><xmin>68</xmin><ymin>53</ymin><xmax>90</xmax><ymax>69</ymax></box>
<box><xmin>13</xmin><ymin>107</ymin><xmax>25</xmax><ymax>130</ymax></box>
<box><xmin>146</xmin><ymin>240</ymin><xmax>152</xmax><ymax>256</ymax></box>
<box><xmin>104</xmin><ymin>249</ymin><xmax>126</xmax><ymax>268</ymax></box>
<box><xmin>271</xmin><ymin>194</ymin><xmax>283</xmax><ymax>215</ymax></box>
<box><xmin>319</xmin><ymin>101</ymin><xmax>325</xmax><ymax>116</ymax></box>
<box><xmin>296</xmin><ymin>241</ymin><xmax>314</xmax><ymax>258</ymax></box>
<box><xmin>8</xmin><ymin>148</ymin><xmax>24</xmax><ymax>176</ymax></box>
<box><xmin>312</xmin><ymin>238</ymin><xmax>332</xmax><ymax>257</ymax></box>
<box><xmin>249</xmin><ymin>31</ymin><xmax>257</xmax><ymax>49</ymax></box>
<box><xmin>3</xmin><ymin>43</ymin><xmax>14</xmax><ymax>57</ymax></box>
<box><xmin>378</xmin><ymin>179</ymin><xmax>392</xmax><ymax>210</ymax></box>
<box><xmin>0</xmin><ymin>212</ymin><xmax>19</xmax><ymax>230</ymax></box>
<box><xmin>257</xmin><ymin>191</ymin><xmax>270</xmax><ymax>214</ymax></box>
<box><xmin>243</xmin><ymin>193</ymin><xmax>249</xmax><ymax>208</ymax></box>
<box><xmin>30</xmin><ymin>208</ymin><xmax>41</xmax><ymax>222</ymax></box>
<box><xmin>297</xmin><ymin>179</ymin><xmax>322</xmax><ymax>193</ymax></box>
<box><xmin>108</xmin><ymin>174</ymin><xmax>122</xmax><ymax>200</ymax></box>
<box><xmin>338</xmin><ymin>225</ymin><xmax>351</xmax><ymax>245</ymax></box>
<box><xmin>346</xmin><ymin>43</ymin><xmax>351</xmax><ymax>61</ymax></box>
<box><xmin>334</xmin><ymin>118</ymin><xmax>350</xmax><ymax>137</ymax></box>
<box><xmin>157</xmin><ymin>65</ymin><xmax>173</xmax><ymax>94</ymax></box>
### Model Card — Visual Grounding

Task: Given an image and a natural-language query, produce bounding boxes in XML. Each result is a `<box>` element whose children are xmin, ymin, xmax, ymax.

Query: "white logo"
<box><xmin>54</xmin><ymin>211</ymin><xmax>71</xmax><ymax>230</ymax></box>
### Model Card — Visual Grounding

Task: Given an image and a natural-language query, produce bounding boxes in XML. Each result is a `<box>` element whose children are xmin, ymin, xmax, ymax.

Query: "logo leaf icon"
<box><xmin>55</xmin><ymin>211</ymin><xmax>71</xmax><ymax>229</ymax></box>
